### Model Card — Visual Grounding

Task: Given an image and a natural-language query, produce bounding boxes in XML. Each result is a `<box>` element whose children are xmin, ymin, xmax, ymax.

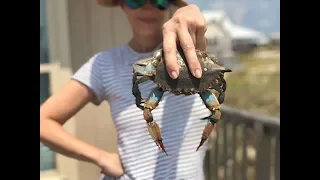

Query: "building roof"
<box><xmin>202</xmin><ymin>10</ymin><xmax>269</xmax><ymax>45</ymax></box>
<box><xmin>202</xmin><ymin>10</ymin><xmax>226</xmax><ymax>24</ymax></box>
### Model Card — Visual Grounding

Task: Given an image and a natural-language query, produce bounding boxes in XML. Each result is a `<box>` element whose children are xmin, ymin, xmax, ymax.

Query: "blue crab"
<box><xmin>132</xmin><ymin>47</ymin><xmax>232</xmax><ymax>155</ymax></box>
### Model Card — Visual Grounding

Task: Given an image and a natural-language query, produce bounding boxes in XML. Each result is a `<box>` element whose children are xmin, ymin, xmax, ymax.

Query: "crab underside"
<box><xmin>132</xmin><ymin>46</ymin><xmax>232</xmax><ymax>155</ymax></box>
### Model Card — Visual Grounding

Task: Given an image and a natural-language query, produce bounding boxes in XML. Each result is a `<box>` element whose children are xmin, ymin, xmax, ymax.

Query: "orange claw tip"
<box><xmin>196</xmin><ymin>138</ymin><xmax>206</xmax><ymax>151</ymax></box>
<box><xmin>159</xmin><ymin>142</ymin><xmax>168</xmax><ymax>156</ymax></box>
<box><xmin>161</xmin><ymin>148</ymin><xmax>168</xmax><ymax>156</ymax></box>
<box><xmin>162</xmin><ymin>148</ymin><xmax>168</xmax><ymax>156</ymax></box>
<box><xmin>161</xmin><ymin>146</ymin><xmax>168</xmax><ymax>156</ymax></box>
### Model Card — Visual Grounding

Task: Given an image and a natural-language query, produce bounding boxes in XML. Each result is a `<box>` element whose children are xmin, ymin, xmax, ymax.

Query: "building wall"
<box><xmin>40</xmin><ymin>1</ymin><xmax>177</xmax><ymax>180</ymax></box>
<box><xmin>205</xmin><ymin>22</ymin><xmax>234</xmax><ymax>60</ymax></box>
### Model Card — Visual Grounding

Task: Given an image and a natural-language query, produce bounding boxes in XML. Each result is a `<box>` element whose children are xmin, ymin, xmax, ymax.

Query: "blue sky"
<box><xmin>185</xmin><ymin>0</ymin><xmax>280</xmax><ymax>35</ymax></box>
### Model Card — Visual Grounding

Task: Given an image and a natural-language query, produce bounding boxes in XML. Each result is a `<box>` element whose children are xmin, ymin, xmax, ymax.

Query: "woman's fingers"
<box><xmin>162</xmin><ymin>4</ymin><xmax>207</xmax><ymax>79</ymax></box>
<box><xmin>176</xmin><ymin>16</ymin><xmax>202</xmax><ymax>78</ymax></box>
<box><xmin>162</xmin><ymin>23</ymin><xmax>179</xmax><ymax>79</ymax></box>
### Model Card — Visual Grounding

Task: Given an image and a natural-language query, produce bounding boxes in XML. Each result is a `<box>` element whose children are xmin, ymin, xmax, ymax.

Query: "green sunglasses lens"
<box><xmin>152</xmin><ymin>0</ymin><xmax>170</xmax><ymax>10</ymax></box>
<box><xmin>125</xmin><ymin>0</ymin><xmax>145</xmax><ymax>9</ymax></box>
<box><xmin>125</xmin><ymin>0</ymin><xmax>170</xmax><ymax>10</ymax></box>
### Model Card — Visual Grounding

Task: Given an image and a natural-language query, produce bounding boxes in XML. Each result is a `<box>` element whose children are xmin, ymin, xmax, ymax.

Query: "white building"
<box><xmin>202</xmin><ymin>10</ymin><xmax>269</xmax><ymax>51</ymax></box>
<box><xmin>270</xmin><ymin>32</ymin><xmax>280</xmax><ymax>45</ymax></box>
<box><xmin>203</xmin><ymin>11</ymin><xmax>235</xmax><ymax>67</ymax></box>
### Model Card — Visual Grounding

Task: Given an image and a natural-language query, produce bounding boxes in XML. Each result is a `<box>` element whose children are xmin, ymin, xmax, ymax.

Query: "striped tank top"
<box><xmin>72</xmin><ymin>43</ymin><xmax>211</xmax><ymax>180</ymax></box>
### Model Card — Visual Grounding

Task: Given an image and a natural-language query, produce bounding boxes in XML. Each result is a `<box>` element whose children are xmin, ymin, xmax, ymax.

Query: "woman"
<box><xmin>40</xmin><ymin>0</ymin><xmax>210</xmax><ymax>179</ymax></box>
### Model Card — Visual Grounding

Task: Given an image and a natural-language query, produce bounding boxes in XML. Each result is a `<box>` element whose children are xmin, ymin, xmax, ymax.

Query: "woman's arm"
<box><xmin>40</xmin><ymin>79</ymin><xmax>108</xmax><ymax>166</ymax></box>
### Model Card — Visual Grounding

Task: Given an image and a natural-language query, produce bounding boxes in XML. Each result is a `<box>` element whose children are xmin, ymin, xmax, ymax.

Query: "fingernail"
<box><xmin>171</xmin><ymin>71</ymin><xmax>178</xmax><ymax>79</ymax></box>
<box><xmin>194</xmin><ymin>69</ymin><xmax>202</xmax><ymax>78</ymax></box>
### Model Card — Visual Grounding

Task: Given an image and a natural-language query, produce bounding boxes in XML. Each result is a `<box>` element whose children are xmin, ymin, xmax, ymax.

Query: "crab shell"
<box><xmin>134</xmin><ymin>47</ymin><xmax>232</xmax><ymax>95</ymax></box>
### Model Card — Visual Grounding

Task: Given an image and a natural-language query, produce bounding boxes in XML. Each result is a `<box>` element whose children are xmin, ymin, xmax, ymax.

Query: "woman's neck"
<box><xmin>128</xmin><ymin>33</ymin><xmax>163</xmax><ymax>53</ymax></box>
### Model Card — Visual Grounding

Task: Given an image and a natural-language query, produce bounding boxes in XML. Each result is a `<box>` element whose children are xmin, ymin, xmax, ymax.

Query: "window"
<box><xmin>40</xmin><ymin>0</ymin><xmax>49</xmax><ymax>64</ymax></box>
<box><xmin>40</xmin><ymin>73</ymin><xmax>50</xmax><ymax>105</ymax></box>
<box><xmin>40</xmin><ymin>74</ymin><xmax>56</xmax><ymax>171</ymax></box>
<box><xmin>40</xmin><ymin>0</ymin><xmax>56</xmax><ymax>171</ymax></box>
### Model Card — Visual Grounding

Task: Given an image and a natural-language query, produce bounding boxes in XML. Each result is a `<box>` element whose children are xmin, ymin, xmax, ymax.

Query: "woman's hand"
<box><xmin>97</xmin><ymin>152</ymin><xmax>124</xmax><ymax>177</ymax></box>
<box><xmin>162</xmin><ymin>4</ymin><xmax>207</xmax><ymax>79</ymax></box>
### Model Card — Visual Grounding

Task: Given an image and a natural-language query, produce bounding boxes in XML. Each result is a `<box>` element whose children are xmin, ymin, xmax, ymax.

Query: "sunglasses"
<box><xmin>124</xmin><ymin>0</ymin><xmax>173</xmax><ymax>10</ymax></box>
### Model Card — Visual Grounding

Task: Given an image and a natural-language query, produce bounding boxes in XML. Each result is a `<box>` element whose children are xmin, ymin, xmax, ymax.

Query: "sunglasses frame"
<box><xmin>122</xmin><ymin>0</ymin><xmax>174</xmax><ymax>10</ymax></box>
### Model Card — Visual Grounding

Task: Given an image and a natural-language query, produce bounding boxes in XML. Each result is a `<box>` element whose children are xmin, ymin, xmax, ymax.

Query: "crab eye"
<box><xmin>153</xmin><ymin>50</ymin><xmax>162</xmax><ymax>60</ymax></box>
<box><xmin>152</xmin><ymin>59</ymin><xmax>159</xmax><ymax>66</ymax></box>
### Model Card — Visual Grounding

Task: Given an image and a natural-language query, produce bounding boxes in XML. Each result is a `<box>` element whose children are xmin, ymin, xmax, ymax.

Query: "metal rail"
<box><xmin>205</xmin><ymin>105</ymin><xmax>280</xmax><ymax>180</ymax></box>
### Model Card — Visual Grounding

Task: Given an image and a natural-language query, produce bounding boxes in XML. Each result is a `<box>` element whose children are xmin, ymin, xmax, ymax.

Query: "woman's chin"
<box><xmin>137</xmin><ymin>30</ymin><xmax>160</xmax><ymax>38</ymax></box>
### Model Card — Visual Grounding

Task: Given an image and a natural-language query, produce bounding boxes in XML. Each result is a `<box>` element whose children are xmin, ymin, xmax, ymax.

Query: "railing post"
<box><xmin>231</xmin><ymin>122</ymin><xmax>237</xmax><ymax>180</ymax></box>
<box><xmin>223</xmin><ymin>120</ymin><xmax>229</xmax><ymax>180</ymax></box>
<box><xmin>241</xmin><ymin>124</ymin><xmax>248</xmax><ymax>180</ymax></box>
<box><xmin>255</xmin><ymin>127</ymin><xmax>272</xmax><ymax>180</ymax></box>
<box><xmin>214</xmin><ymin>125</ymin><xmax>220</xmax><ymax>180</ymax></box>
<box><xmin>209</xmin><ymin>106</ymin><xmax>280</xmax><ymax>180</ymax></box>
<box><xmin>204</xmin><ymin>149</ymin><xmax>212</xmax><ymax>180</ymax></box>
<box><xmin>275</xmin><ymin>133</ymin><xmax>280</xmax><ymax>180</ymax></box>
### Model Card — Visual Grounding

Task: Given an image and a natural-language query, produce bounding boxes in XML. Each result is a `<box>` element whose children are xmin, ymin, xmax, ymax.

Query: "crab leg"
<box><xmin>218</xmin><ymin>77</ymin><xmax>227</xmax><ymax>104</ymax></box>
<box><xmin>132</xmin><ymin>72</ymin><xmax>154</xmax><ymax>110</ymax></box>
<box><xmin>143</xmin><ymin>87</ymin><xmax>168</xmax><ymax>155</ymax></box>
<box><xmin>132</xmin><ymin>72</ymin><xmax>140</xmax><ymax>86</ymax></box>
<box><xmin>197</xmin><ymin>89</ymin><xmax>222</xmax><ymax>151</ymax></box>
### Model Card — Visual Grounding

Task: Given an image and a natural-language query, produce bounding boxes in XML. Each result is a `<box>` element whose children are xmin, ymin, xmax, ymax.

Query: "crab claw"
<box><xmin>206</xmin><ymin>63</ymin><xmax>232</xmax><ymax>74</ymax></box>
<box><xmin>146</xmin><ymin>121</ymin><xmax>168</xmax><ymax>155</ymax></box>
<box><xmin>196</xmin><ymin>122</ymin><xmax>216</xmax><ymax>151</ymax></box>
<box><xmin>198</xmin><ymin>90</ymin><xmax>222</xmax><ymax>151</ymax></box>
<box><xmin>143</xmin><ymin>107</ymin><xmax>168</xmax><ymax>155</ymax></box>
<box><xmin>221</xmin><ymin>67</ymin><xmax>232</xmax><ymax>73</ymax></box>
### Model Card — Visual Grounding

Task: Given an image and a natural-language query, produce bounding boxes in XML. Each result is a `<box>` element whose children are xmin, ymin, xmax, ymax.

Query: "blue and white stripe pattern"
<box><xmin>72</xmin><ymin>44</ymin><xmax>211</xmax><ymax>180</ymax></box>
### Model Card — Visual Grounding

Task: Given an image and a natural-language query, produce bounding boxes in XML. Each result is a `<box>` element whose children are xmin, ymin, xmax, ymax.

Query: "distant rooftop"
<box><xmin>270</xmin><ymin>32</ymin><xmax>280</xmax><ymax>39</ymax></box>
<box><xmin>202</xmin><ymin>10</ymin><xmax>227</xmax><ymax>23</ymax></box>
<box><xmin>201</xmin><ymin>10</ymin><xmax>269</xmax><ymax>45</ymax></box>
